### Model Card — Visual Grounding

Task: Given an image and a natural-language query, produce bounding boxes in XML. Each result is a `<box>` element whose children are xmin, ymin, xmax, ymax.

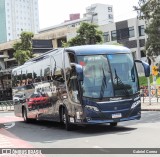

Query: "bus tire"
<box><xmin>23</xmin><ymin>107</ymin><xmax>31</xmax><ymax>123</ymax></box>
<box><xmin>62</xmin><ymin>108</ymin><xmax>73</xmax><ymax>131</ymax></box>
<box><xmin>110</xmin><ymin>122</ymin><xmax>118</xmax><ymax>127</ymax></box>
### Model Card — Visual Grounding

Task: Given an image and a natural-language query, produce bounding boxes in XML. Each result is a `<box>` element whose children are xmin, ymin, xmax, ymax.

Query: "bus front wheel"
<box><xmin>62</xmin><ymin>108</ymin><xmax>73</xmax><ymax>131</ymax></box>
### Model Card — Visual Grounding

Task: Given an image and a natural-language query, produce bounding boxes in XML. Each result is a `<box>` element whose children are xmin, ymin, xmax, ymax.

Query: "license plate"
<box><xmin>112</xmin><ymin>113</ymin><xmax>122</xmax><ymax>118</ymax></box>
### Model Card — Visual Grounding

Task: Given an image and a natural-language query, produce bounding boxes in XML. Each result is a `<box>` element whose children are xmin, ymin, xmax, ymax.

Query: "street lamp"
<box><xmin>86</xmin><ymin>12</ymin><xmax>97</xmax><ymax>23</ymax></box>
<box><xmin>91</xmin><ymin>13</ymin><xmax>97</xmax><ymax>23</ymax></box>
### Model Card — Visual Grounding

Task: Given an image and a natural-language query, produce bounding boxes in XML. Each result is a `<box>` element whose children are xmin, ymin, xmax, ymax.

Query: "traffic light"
<box><xmin>152</xmin><ymin>65</ymin><xmax>158</xmax><ymax>76</ymax></box>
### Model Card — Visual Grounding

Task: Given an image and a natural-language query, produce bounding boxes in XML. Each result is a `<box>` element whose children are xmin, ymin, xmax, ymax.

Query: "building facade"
<box><xmin>64</xmin><ymin>13</ymin><xmax>80</xmax><ymax>23</ymax></box>
<box><xmin>83</xmin><ymin>3</ymin><xmax>114</xmax><ymax>25</ymax></box>
<box><xmin>37</xmin><ymin>18</ymin><xmax>88</xmax><ymax>47</ymax></box>
<box><xmin>0</xmin><ymin>0</ymin><xmax>39</xmax><ymax>44</ymax></box>
<box><xmin>100</xmin><ymin>18</ymin><xmax>146</xmax><ymax>60</ymax></box>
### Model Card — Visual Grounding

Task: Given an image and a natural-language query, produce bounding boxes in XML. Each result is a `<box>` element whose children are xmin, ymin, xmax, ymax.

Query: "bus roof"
<box><xmin>65</xmin><ymin>45</ymin><xmax>131</xmax><ymax>55</ymax></box>
<box><xmin>12</xmin><ymin>45</ymin><xmax>131</xmax><ymax>72</ymax></box>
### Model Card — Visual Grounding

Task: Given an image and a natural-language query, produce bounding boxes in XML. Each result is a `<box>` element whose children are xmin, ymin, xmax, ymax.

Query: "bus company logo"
<box><xmin>110</xmin><ymin>97</ymin><xmax>122</xmax><ymax>101</ymax></box>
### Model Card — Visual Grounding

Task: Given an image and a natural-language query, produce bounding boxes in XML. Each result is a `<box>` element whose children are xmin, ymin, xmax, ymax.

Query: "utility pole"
<box><xmin>147</xmin><ymin>57</ymin><xmax>151</xmax><ymax>105</ymax></box>
<box><xmin>91</xmin><ymin>13</ymin><xmax>97</xmax><ymax>23</ymax></box>
<box><xmin>147</xmin><ymin>77</ymin><xmax>151</xmax><ymax>105</ymax></box>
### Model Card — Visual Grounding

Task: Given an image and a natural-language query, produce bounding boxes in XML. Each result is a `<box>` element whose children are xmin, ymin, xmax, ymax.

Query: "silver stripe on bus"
<box><xmin>97</xmin><ymin>99</ymin><xmax>132</xmax><ymax>104</ymax></box>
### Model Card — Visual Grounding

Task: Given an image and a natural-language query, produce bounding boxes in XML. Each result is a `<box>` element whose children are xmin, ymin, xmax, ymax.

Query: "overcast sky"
<box><xmin>38</xmin><ymin>0</ymin><xmax>139</xmax><ymax>30</ymax></box>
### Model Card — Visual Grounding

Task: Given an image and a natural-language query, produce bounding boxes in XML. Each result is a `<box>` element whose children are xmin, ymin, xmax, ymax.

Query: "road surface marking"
<box><xmin>4</xmin><ymin>123</ymin><xmax>15</xmax><ymax>129</ymax></box>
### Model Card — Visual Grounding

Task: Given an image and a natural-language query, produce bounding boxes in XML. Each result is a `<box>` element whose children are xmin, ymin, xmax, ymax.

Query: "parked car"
<box><xmin>13</xmin><ymin>92</ymin><xmax>25</xmax><ymax>103</ymax></box>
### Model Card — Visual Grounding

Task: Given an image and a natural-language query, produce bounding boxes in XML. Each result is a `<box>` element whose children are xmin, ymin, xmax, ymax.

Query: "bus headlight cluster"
<box><xmin>85</xmin><ymin>105</ymin><xmax>99</xmax><ymax>112</ymax></box>
<box><xmin>131</xmin><ymin>100</ymin><xmax>141</xmax><ymax>109</ymax></box>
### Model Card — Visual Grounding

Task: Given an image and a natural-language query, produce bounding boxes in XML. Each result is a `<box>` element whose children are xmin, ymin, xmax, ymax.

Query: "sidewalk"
<box><xmin>141</xmin><ymin>97</ymin><xmax>160</xmax><ymax>111</ymax></box>
<box><xmin>141</xmin><ymin>102</ymin><xmax>160</xmax><ymax>111</ymax></box>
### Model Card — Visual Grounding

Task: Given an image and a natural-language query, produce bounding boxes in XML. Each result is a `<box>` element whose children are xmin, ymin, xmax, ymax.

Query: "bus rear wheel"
<box><xmin>62</xmin><ymin>108</ymin><xmax>73</xmax><ymax>131</ymax></box>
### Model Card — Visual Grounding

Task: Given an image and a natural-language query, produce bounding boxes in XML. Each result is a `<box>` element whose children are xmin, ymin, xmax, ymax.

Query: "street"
<box><xmin>0</xmin><ymin>111</ymin><xmax>160</xmax><ymax>157</ymax></box>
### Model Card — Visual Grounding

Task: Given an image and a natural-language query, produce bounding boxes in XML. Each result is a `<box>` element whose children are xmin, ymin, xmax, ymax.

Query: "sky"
<box><xmin>38</xmin><ymin>0</ymin><xmax>139</xmax><ymax>30</ymax></box>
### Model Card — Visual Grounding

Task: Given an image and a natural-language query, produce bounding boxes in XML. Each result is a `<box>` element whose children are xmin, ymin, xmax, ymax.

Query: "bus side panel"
<box><xmin>14</xmin><ymin>102</ymin><xmax>23</xmax><ymax>117</ymax></box>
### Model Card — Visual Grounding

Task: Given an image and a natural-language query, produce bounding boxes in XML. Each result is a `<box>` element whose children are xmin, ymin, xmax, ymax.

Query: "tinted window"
<box><xmin>139</xmin><ymin>25</ymin><xmax>145</xmax><ymax>36</ymax></box>
<box><xmin>111</xmin><ymin>30</ymin><xmax>117</xmax><ymax>41</ymax></box>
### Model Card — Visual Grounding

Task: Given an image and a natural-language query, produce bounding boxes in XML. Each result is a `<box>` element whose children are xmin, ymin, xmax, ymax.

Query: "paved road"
<box><xmin>0</xmin><ymin>111</ymin><xmax>160</xmax><ymax>157</ymax></box>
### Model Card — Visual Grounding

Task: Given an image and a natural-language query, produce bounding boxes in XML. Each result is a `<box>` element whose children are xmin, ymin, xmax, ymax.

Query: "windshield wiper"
<box><xmin>114</xmin><ymin>69</ymin><xmax>129</xmax><ymax>96</ymax></box>
<box><xmin>99</xmin><ymin>67</ymin><xmax>108</xmax><ymax>100</ymax></box>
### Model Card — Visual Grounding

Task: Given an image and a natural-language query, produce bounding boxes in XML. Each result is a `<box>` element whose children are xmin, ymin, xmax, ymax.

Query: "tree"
<box><xmin>134</xmin><ymin>0</ymin><xmax>160</xmax><ymax>57</ymax></box>
<box><xmin>63</xmin><ymin>22</ymin><xmax>103</xmax><ymax>47</ymax></box>
<box><xmin>13</xmin><ymin>32</ymin><xmax>34</xmax><ymax>65</ymax></box>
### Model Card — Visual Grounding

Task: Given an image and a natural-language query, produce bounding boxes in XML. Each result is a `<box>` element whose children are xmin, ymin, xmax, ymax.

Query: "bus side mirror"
<box><xmin>70</xmin><ymin>63</ymin><xmax>83</xmax><ymax>81</ymax></box>
<box><xmin>135</xmin><ymin>60</ymin><xmax>150</xmax><ymax>77</ymax></box>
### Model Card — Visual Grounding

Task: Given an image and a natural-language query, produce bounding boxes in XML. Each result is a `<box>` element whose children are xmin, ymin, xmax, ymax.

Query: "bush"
<box><xmin>156</xmin><ymin>77</ymin><xmax>160</xmax><ymax>85</ymax></box>
<box><xmin>138</xmin><ymin>75</ymin><xmax>153</xmax><ymax>86</ymax></box>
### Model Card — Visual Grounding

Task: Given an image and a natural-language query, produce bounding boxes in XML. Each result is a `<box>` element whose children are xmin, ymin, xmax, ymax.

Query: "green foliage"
<box><xmin>63</xmin><ymin>22</ymin><xmax>103</xmax><ymax>47</ymax></box>
<box><xmin>13</xmin><ymin>31</ymin><xmax>34</xmax><ymax>65</ymax></box>
<box><xmin>134</xmin><ymin>0</ymin><xmax>160</xmax><ymax>57</ymax></box>
<box><xmin>139</xmin><ymin>75</ymin><xmax>160</xmax><ymax>86</ymax></box>
<box><xmin>13</xmin><ymin>50</ymin><xmax>31</xmax><ymax>65</ymax></box>
<box><xmin>156</xmin><ymin>77</ymin><xmax>160</xmax><ymax>85</ymax></box>
<box><xmin>109</xmin><ymin>42</ymin><xmax>124</xmax><ymax>46</ymax></box>
<box><xmin>138</xmin><ymin>75</ymin><xmax>153</xmax><ymax>86</ymax></box>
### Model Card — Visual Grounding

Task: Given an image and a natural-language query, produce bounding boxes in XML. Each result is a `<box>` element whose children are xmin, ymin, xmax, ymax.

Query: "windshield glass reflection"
<box><xmin>108</xmin><ymin>54</ymin><xmax>138</xmax><ymax>97</ymax></box>
<box><xmin>77</xmin><ymin>53</ymin><xmax>138</xmax><ymax>99</ymax></box>
<box><xmin>78</xmin><ymin>55</ymin><xmax>113</xmax><ymax>98</ymax></box>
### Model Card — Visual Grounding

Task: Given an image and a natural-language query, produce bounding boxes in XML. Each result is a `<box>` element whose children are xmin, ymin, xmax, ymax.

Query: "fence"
<box><xmin>140</xmin><ymin>87</ymin><xmax>160</xmax><ymax>103</ymax></box>
<box><xmin>0</xmin><ymin>100</ymin><xmax>14</xmax><ymax>111</ymax></box>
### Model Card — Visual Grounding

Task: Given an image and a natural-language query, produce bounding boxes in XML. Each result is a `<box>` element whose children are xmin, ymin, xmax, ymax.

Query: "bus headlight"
<box><xmin>131</xmin><ymin>100</ymin><xmax>141</xmax><ymax>109</ymax></box>
<box><xmin>85</xmin><ymin>105</ymin><xmax>99</xmax><ymax>112</ymax></box>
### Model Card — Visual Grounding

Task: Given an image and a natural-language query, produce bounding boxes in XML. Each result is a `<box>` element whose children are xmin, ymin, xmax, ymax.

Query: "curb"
<box><xmin>141</xmin><ymin>108</ymin><xmax>160</xmax><ymax>111</ymax></box>
<box><xmin>0</xmin><ymin>110</ymin><xmax>14</xmax><ymax>112</ymax></box>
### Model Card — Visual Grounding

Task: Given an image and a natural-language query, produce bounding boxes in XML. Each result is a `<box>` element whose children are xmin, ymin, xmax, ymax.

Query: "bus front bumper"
<box><xmin>82</xmin><ymin>114</ymin><xmax>141</xmax><ymax>124</ymax></box>
<box><xmin>71</xmin><ymin>107</ymin><xmax>141</xmax><ymax>125</ymax></box>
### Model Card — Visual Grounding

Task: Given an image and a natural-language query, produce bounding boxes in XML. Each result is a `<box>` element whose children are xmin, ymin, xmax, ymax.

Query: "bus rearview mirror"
<box><xmin>135</xmin><ymin>60</ymin><xmax>150</xmax><ymax>77</ymax></box>
<box><xmin>70</xmin><ymin>63</ymin><xmax>83</xmax><ymax>81</ymax></box>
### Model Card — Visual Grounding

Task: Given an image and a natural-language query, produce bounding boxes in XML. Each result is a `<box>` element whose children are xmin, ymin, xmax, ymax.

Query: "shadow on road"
<box><xmin>3</xmin><ymin>111</ymin><xmax>160</xmax><ymax>146</ymax></box>
<box><xmin>0</xmin><ymin>119</ymin><xmax>137</xmax><ymax>145</ymax></box>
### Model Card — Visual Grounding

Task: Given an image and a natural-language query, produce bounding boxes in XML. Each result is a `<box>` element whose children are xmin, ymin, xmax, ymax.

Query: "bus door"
<box><xmin>64</xmin><ymin>52</ymin><xmax>81</xmax><ymax>118</ymax></box>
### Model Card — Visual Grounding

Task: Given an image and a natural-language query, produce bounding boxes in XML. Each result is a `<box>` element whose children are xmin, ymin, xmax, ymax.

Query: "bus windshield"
<box><xmin>77</xmin><ymin>53</ymin><xmax>138</xmax><ymax>99</ymax></box>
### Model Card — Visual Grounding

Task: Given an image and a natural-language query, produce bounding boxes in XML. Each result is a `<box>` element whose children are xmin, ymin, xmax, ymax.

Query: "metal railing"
<box><xmin>0</xmin><ymin>100</ymin><xmax>14</xmax><ymax>111</ymax></box>
<box><xmin>140</xmin><ymin>88</ymin><xmax>160</xmax><ymax>103</ymax></box>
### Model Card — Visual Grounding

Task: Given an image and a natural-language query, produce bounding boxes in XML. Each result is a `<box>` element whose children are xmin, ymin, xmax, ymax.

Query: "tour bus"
<box><xmin>12</xmin><ymin>45</ymin><xmax>150</xmax><ymax>130</ymax></box>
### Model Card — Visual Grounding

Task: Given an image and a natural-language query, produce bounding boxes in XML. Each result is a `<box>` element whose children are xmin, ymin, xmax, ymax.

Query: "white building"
<box><xmin>83</xmin><ymin>3</ymin><xmax>114</xmax><ymax>25</ymax></box>
<box><xmin>66</xmin><ymin>3</ymin><xmax>114</xmax><ymax>41</ymax></box>
<box><xmin>100</xmin><ymin>17</ymin><xmax>146</xmax><ymax>60</ymax></box>
<box><xmin>99</xmin><ymin>17</ymin><xmax>147</xmax><ymax>74</ymax></box>
<box><xmin>0</xmin><ymin>0</ymin><xmax>39</xmax><ymax>43</ymax></box>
